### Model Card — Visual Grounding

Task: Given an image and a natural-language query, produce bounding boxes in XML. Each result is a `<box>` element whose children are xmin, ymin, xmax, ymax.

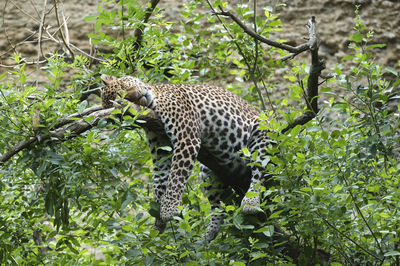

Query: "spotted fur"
<box><xmin>101</xmin><ymin>74</ymin><xmax>271</xmax><ymax>241</ymax></box>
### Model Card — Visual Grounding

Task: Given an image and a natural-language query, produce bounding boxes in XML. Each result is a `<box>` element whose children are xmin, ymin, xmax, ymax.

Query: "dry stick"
<box><xmin>2</xmin><ymin>0</ymin><xmax>18</xmax><ymax>56</ymax></box>
<box><xmin>216</xmin><ymin>7</ymin><xmax>323</xmax><ymax>131</ymax></box>
<box><xmin>36</xmin><ymin>0</ymin><xmax>47</xmax><ymax>87</ymax></box>
<box><xmin>208</xmin><ymin>2</ymin><xmax>267</xmax><ymax>110</ymax></box>
<box><xmin>215</xmin><ymin>6</ymin><xmax>310</xmax><ymax>55</ymax></box>
<box><xmin>41</xmin><ymin>28</ymin><xmax>105</xmax><ymax>62</ymax></box>
<box><xmin>28</xmin><ymin>0</ymin><xmax>41</xmax><ymax>18</ymax></box>
<box><xmin>281</xmin><ymin>16</ymin><xmax>323</xmax><ymax>133</ymax></box>
<box><xmin>59</xmin><ymin>2</ymin><xmax>69</xmax><ymax>45</ymax></box>
<box><xmin>0</xmin><ymin>60</ymin><xmax>48</xmax><ymax>69</ymax></box>
<box><xmin>53</xmin><ymin>0</ymin><xmax>74</xmax><ymax>59</ymax></box>
<box><xmin>9</xmin><ymin>0</ymin><xmax>39</xmax><ymax>23</ymax></box>
<box><xmin>0</xmin><ymin>32</ymin><xmax>37</xmax><ymax>57</ymax></box>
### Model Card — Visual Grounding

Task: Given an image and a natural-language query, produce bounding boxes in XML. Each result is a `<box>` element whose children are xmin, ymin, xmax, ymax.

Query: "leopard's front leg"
<box><xmin>160</xmin><ymin>138</ymin><xmax>200</xmax><ymax>222</ymax></box>
<box><xmin>145</xmin><ymin>130</ymin><xmax>172</xmax><ymax>232</ymax></box>
<box><xmin>155</xmin><ymin>94</ymin><xmax>202</xmax><ymax>222</ymax></box>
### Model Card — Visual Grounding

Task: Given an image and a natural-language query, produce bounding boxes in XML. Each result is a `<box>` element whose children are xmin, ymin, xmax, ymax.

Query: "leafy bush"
<box><xmin>1</xmin><ymin>1</ymin><xmax>399</xmax><ymax>265</ymax></box>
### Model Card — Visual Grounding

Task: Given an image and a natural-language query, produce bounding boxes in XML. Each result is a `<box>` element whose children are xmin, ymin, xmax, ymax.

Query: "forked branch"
<box><xmin>0</xmin><ymin>104</ymin><xmax>157</xmax><ymax>165</ymax></box>
<box><xmin>214</xmin><ymin>7</ymin><xmax>324</xmax><ymax>132</ymax></box>
<box><xmin>282</xmin><ymin>16</ymin><xmax>323</xmax><ymax>133</ymax></box>
<box><xmin>214</xmin><ymin>6</ymin><xmax>310</xmax><ymax>59</ymax></box>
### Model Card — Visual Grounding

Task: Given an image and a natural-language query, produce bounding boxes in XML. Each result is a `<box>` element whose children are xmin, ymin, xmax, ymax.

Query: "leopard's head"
<box><xmin>101</xmin><ymin>75</ymin><xmax>152</xmax><ymax>108</ymax></box>
<box><xmin>101</xmin><ymin>74</ymin><xmax>122</xmax><ymax>108</ymax></box>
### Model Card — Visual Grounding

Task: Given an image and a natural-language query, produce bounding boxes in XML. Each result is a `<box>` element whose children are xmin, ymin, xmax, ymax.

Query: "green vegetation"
<box><xmin>1</xmin><ymin>1</ymin><xmax>399</xmax><ymax>264</ymax></box>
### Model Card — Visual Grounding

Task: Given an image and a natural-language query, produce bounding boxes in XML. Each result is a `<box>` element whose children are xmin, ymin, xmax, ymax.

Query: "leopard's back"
<box><xmin>151</xmin><ymin>83</ymin><xmax>260</xmax><ymax>168</ymax></box>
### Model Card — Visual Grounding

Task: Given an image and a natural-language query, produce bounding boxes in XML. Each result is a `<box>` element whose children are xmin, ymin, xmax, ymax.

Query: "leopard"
<box><xmin>100</xmin><ymin>74</ymin><xmax>273</xmax><ymax>241</ymax></box>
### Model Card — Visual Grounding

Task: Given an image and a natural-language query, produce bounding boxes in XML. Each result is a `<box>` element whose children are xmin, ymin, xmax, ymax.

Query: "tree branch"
<box><xmin>53</xmin><ymin>0</ymin><xmax>74</xmax><ymax>59</ymax></box>
<box><xmin>282</xmin><ymin>16</ymin><xmax>324</xmax><ymax>133</ymax></box>
<box><xmin>0</xmin><ymin>102</ymin><xmax>252</xmax><ymax>194</ymax></box>
<box><xmin>215</xmin><ymin>6</ymin><xmax>310</xmax><ymax>55</ymax></box>
<box><xmin>132</xmin><ymin>0</ymin><xmax>160</xmax><ymax>51</ymax></box>
<box><xmin>214</xmin><ymin>8</ymin><xmax>324</xmax><ymax>132</ymax></box>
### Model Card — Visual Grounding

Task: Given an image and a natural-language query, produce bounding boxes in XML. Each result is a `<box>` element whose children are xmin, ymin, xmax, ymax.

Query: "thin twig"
<box><xmin>8</xmin><ymin>0</ymin><xmax>39</xmax><ymax>22</ymax></box>
<box><xmin>53</xmin><ymin>0</ymin><xmax>74</xmax><ymax>58</ymax></box>
<box><xmin>59</xmin><ymin>1</ymin><xmax>70</xmax><ymax>45</ymax></box>
<box><xmin>0</xmin><ymin>32</ymin><xmax>37</xmax><ymax>57</ymax></box>
<box><xmin>36</xmin><ymin>0</ymin><xmax>47</xmax><ymax>87</ymax></box>
<box><xmin>207</xmin><ymin>1</ymin><xmax>267</xmax><ymax>110</ymax></box>
<box><xmin>69</xmin><ymin>43</ymin><xmax>106</xmax><ymax>62</ymax></box>
<box><xmin>215</xmin><ymin>6</ymin><xmax>309</xmax><ymax>54</ymax></box>
<box><xmin>2</xmin><ymin>0</ymin><xmax>18</xmax><ymax>55</ymax></box>
<box><xmin>28</xmin><ymin>0</ymin><xmax>41</xmax><ymax>17</ymax></box>
<box><xmin>0</xmin><ymin>60</ymin><xmax>48</xmax><ymax>68</ymax></box>
<box><xmin>319</xmin><ymin>212</ymin><xmax>382</xmax><ymax>261</ymax></box>
<box><xmin>249</xmin><ymin>0</ymin><xmax>266</xmax><ymax>110</ymax></box>
<box><xmin>41</xmin><ymin>28</ymin><xmax>106</xmax><ymax>62</ymax></box>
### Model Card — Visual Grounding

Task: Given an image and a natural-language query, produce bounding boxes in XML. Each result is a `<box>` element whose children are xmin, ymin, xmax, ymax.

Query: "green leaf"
<box><xmin>229</xmin><ymin>262</ymin><xmax>246</xmax><ymax>266</ymax></box>
<box><xmin>254</xmin><ymin>225</ymin><xmax>274</xmax><ymax>237</ymax></box>
<box><xmin>384</xmin><ymin>250</ymin><xmax>400</xmax><ymax>257</ymax></box>
<box><xmin>333</xmin><ymin>184</ymin><xmax>343</xmax><ymax>193</ymax></box>
<box><xmin>111</xmin><ymin>109</ymin><xmax>122</xmax><ymax>115</ymax></box>
<box><xmin>149</xmin><ymin>201</ymin><xmax>160</xmax><ymax>219</ymax></box>
<box><xmin>158</xmin><ymin>146</ymin><xmax>172</xmax><ymax>152</ymax></box>
<box><xmin>225</xmin><ymin>205</ymin><xmax>235</xmax><ymax>212</ymax></box>
<box><xmin>307</xmin><ymin>126</ymin><xmax>321</xmax><ymax>132</ymax></box>
<box><xmin>269</xmin><ymin>209</ymin><xmax>283</xmax><ymax>219</ymax></box>
<box><xmin>250</xmin><ymin>251</ymin><xmax>268</xmax><ymax>262</ymax></box>
<box><xmin>84</xmin><ymin>15</ymin><xmax>97</xmax><ymax>22</ymax></box>
<box><xmin>349</xmin><ymin>31</ymin><xmax>363</xmax><ymax>43</ymax></box>
<box><xmin>242</xmin><ymin>147</ymin><xmax>250</xmax><ymax>156</ymax></box>
<box><xmin>77</xmin><ymin>100</ymin><xmax>88</xmax><ymax>113</ymax></box>
<box><xmin>367</xmin><ymin>43</ymin><xmax>386</xmax><ymax>49</ymax></box>
<box><xmin>149</xmin><ymin>229</ymin><xmax>159</xmax><ymax>238</ymax></box>
<box><xmin>385</xmin><ymin>66</ymin><xmax>398</xmax><ymax>77</ymax></box>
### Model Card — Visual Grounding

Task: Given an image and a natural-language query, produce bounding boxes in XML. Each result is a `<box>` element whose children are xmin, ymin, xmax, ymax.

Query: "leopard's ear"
<box><xmin>100</xmin><ymin>74</ymin><xmax>117</xmax><ymax>85</ymax></box>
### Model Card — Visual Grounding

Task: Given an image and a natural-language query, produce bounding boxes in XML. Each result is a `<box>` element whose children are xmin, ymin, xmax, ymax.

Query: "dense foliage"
<box><xmin>1</xmin><ymin>1</ymin><xmax>399</xmax><ymax>264</ymax></box>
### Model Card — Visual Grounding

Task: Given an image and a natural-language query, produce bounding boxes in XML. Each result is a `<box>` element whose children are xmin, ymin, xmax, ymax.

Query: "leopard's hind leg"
<box><xmin>200</xmin><ymin>165</ymin><xmax>227</xmax><ymax>242</ymax></box>
<box><xmin>241</xmin><ymin>126</ymin><xmax>274</xmax><ymax>214</ymax></box>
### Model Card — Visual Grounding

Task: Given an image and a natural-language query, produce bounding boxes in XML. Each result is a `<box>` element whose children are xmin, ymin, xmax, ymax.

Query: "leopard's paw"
<box><xmin>205</xmin><ymin>214</ymin><xmax>225</xmax><ymax>242</ymax></box>
<box><xmin>154</xmin><ymin>218</ymin><xmax>166</xmax><ymax>233</ymax></box>
<box><xmin>241</xmin><ymin>194</ymin><xmax>261</xmax><ymax>214</ymax></box>
<box><xmin>160</xmin><ymin>196</ymin><xmax>181</xmax><ymax>222</ymax></box>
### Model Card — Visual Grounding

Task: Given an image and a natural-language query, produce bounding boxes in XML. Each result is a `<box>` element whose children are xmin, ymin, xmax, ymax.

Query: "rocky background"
<box><xmin>0</xmin><ymin>0</ymin><xmax>398</xmax><ymax>86</ymax></box>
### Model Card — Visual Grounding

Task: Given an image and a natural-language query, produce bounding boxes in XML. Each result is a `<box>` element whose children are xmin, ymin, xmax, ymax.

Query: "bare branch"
<box><xmin>36</xmin><ymin>0</ymin><xmax>48</xmax><ymax>87</ymax></box>
<box><xmin>41</xmin><ymin>28</ymin><xmax>106</xmax><ymax>62</ymax></box>
<box><xmin>206</xmin><ymin>1</ymin><xmax>267</xmax><ymax>110</ymax></box>
<box><xmin>53</xmin><ymin>0</ymin><xmax>74</xmax><ymax>58</ymax></box>
<box><xmin>0</xmin><ymin>103</ymin><xmax>157</xmax><ymax>165</ymax></box>
<box><xmin>214</xmin><ymin>7</ymin><xmax>324</xmax><ymax>132</ymax></box>
<box><xmin>215</xmin><ymin>6</ymin><xmax>309</xmax><ymax>54</ymax></box>
<box><xmin>282</xmin><ymin>16</ymin><xmax>324</xmax><ymax>133</ymax></box>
